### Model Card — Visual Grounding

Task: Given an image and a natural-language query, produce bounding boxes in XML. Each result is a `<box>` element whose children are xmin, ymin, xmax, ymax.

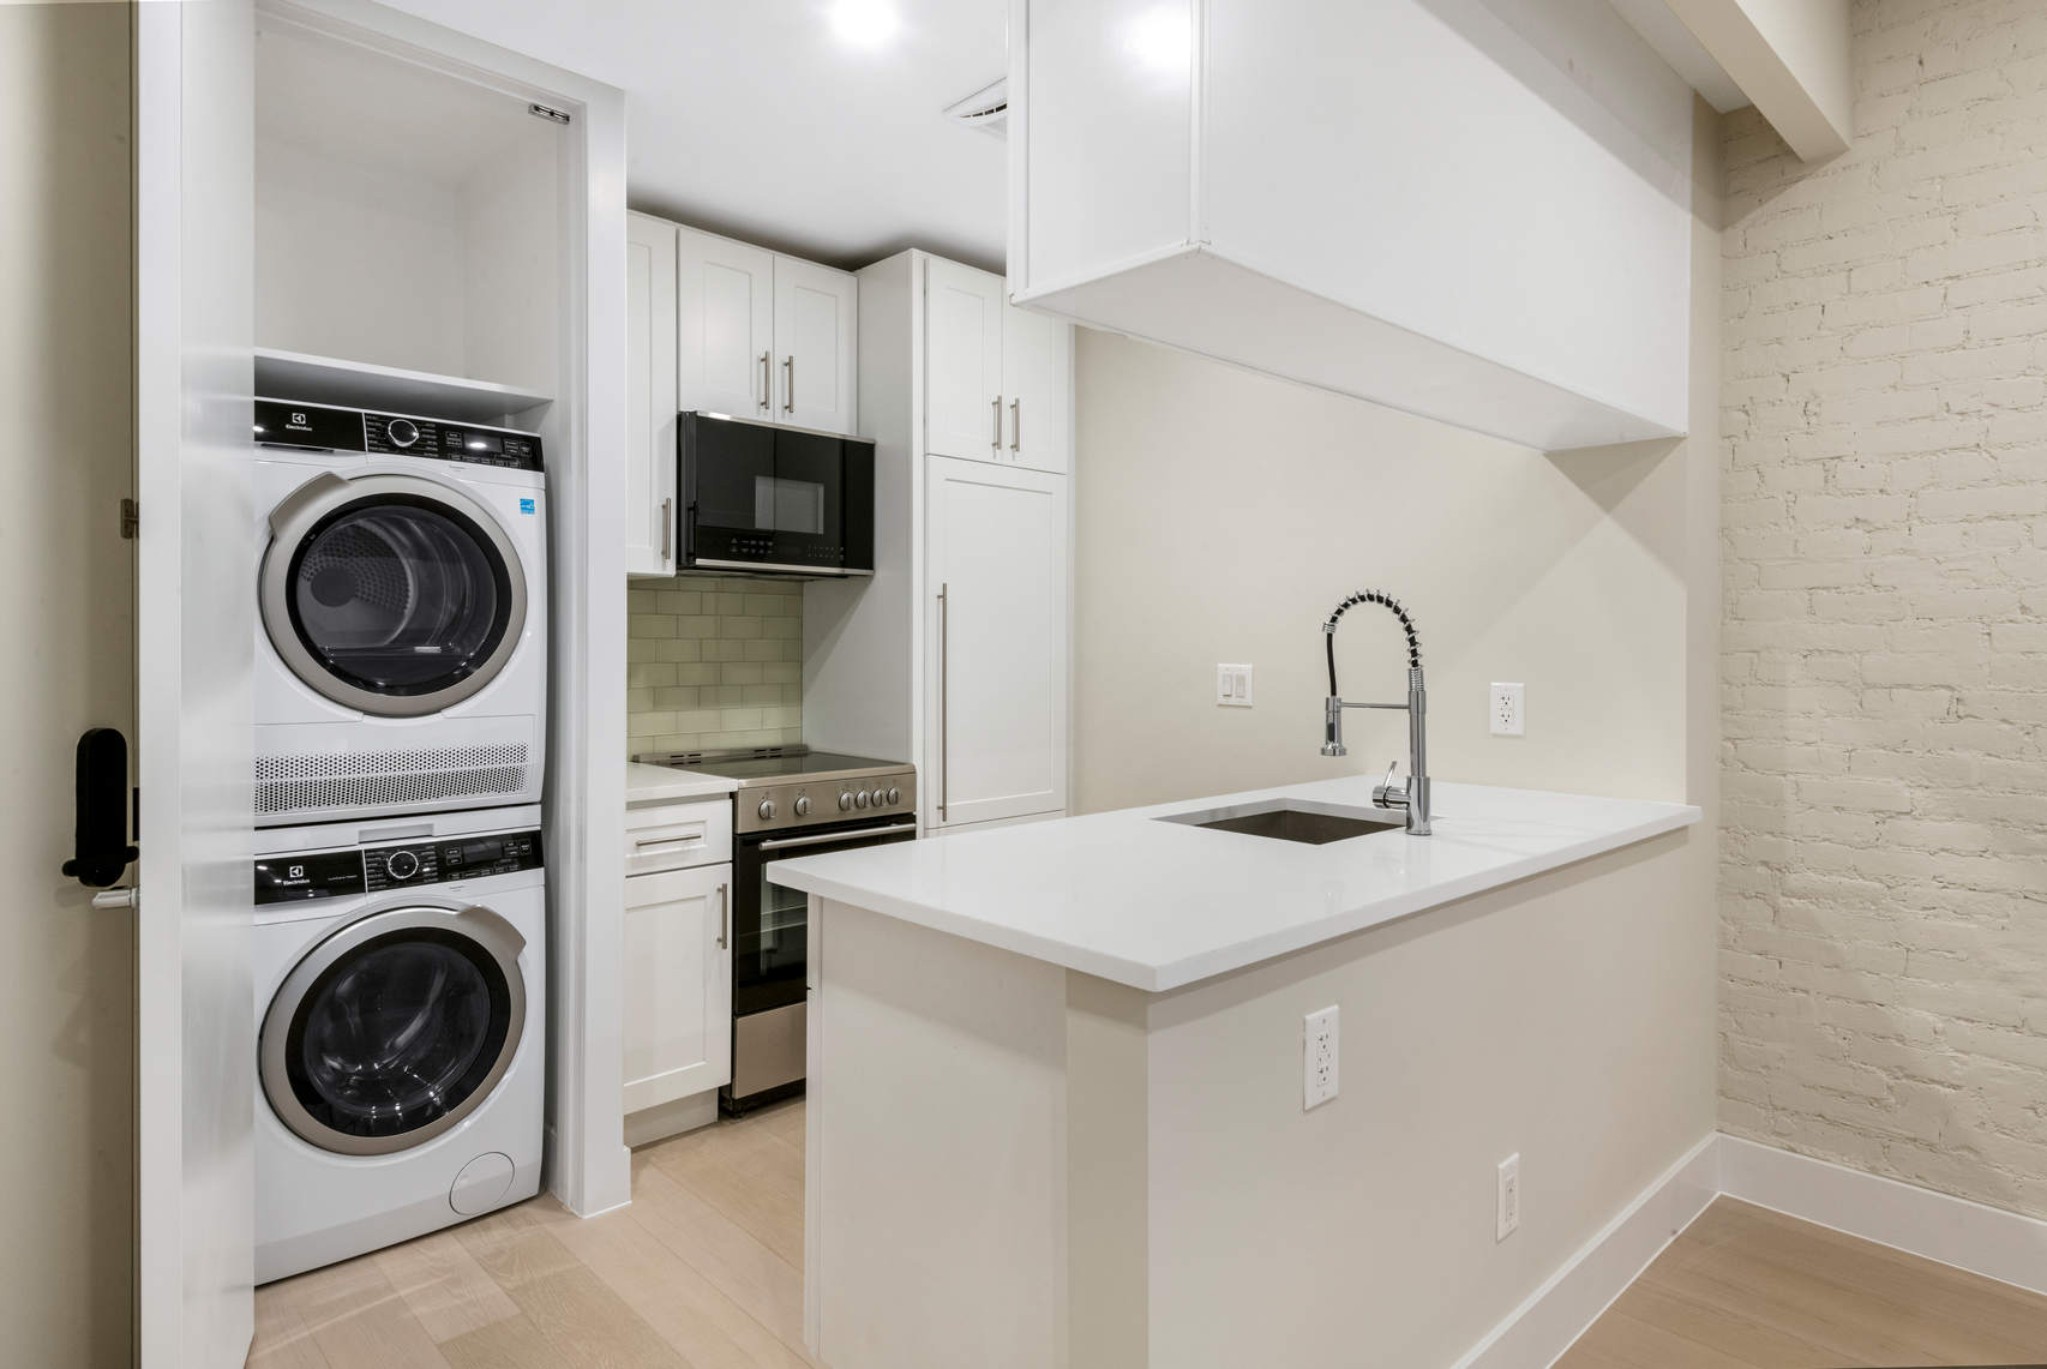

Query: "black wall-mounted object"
<box><xmin>62</xmin><ymin>728</ymin><xmax>137</xmax><ymax>889</ymax></box>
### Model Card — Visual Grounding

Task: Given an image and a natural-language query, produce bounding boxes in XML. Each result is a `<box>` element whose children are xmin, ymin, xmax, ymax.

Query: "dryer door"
<box><xmin>260</xmin><ymin>471</ymin><xmax>529</xmax><ymax>718</ymax></box>
<box><xmin>260</xmin><ymin>904</ymin><xmax>528</xmax><ymax>1156</ymax></box>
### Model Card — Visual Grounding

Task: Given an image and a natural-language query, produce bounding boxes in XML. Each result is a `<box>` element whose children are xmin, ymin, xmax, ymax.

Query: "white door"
<box><xmin>678</xmin><ymin>224</ymin><xmax>775</xmax><ymax>421</ymax></box>
<box><xmin>1001</xmin><ymin>303</ymin><xmax>1073</xmax><ymax>475</ymax></box>
<box><xmin>622</xmin><ymin>865</ymin><xmax>734</xmax><ymax>1111</ymax></box>
<box><xmin>1</xmin><ymin>5</ymin><xmax>144</xmax><ymax>1364</ymax></box>
<box><xmin>926</xmin><ymin>458</ymin><xmax>1069</xmax><ymax>828</ymax></box>
<box><xmin>774</xmin><ymin>256</ymin><xmax>857</xmax><ymax>435</ymax></box>
<box><xmin>136</xmin><ymin>2</ymin><xmax>259</xmax><ymax>1366</ymax></box>
<box><xmin>626</xmin><ymin>213</ymin><xmax>679</xmax><ymax>576</ymax></box>
<box><xmin>924</xmin><ymin>258</ymin><xmax>1005</xmax><ymax>462</ymax></box>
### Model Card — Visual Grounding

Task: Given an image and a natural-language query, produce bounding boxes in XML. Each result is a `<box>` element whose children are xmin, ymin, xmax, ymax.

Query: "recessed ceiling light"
<box><xmin>829</xmin><ymin>0</ymin><xmax>900</xmax><ymax>50</ymax></box>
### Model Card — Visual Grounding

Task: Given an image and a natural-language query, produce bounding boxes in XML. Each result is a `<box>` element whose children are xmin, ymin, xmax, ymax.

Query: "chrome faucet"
<box><xmin>1321</xmin><ymin>590</ymin><xmax>1431</xmax><ymax>835</ymax></box>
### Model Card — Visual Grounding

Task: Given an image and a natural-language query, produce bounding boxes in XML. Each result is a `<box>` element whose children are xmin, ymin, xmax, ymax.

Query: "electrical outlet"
<box><xmin>1303</xmin><ymin>1006</ymin><xmax>1339</xmax><ymax>1110</ymax></box>
<box><xmin>1497</xmin><ymin>1153</ymin><xmax>1521</xmax><ymax>1241</ymax></box>
<box><xmin>1217</xmin><ymin>663</ymin><xmax>1254</xmax><ymax>707</ymax></box>
<box><xmin>1490</xmin><ymin>682</ymin><xmax>1526</xmax><ymax>737</ymax></box>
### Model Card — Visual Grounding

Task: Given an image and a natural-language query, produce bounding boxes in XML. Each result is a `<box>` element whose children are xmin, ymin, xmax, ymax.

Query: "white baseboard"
<box><xmin>1718</xmin><ymin>1133</ymin><xmax>2047</xmax><ymax>1299</ymax></box>
<box><xmin>1453</xmin><ymin>1131</ymin><xmax>2047</xmax><ymax>1369</ymax></box>
<box><xmin>1456</xmin><ymin>1132</ymin><xmax>1721</xmax><ymax>1369</ymax></box>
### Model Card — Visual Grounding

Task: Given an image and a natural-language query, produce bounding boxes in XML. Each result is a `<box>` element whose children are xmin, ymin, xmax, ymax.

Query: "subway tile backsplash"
<box><xmin>627</xmin><ymin>576</ymin><xmax>803</xmax><ymax>757</ymax></box>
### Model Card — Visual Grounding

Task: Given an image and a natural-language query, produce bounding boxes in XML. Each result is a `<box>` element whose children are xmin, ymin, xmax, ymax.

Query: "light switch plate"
<box><xmin>1490</xmin><ymin>682</ymin><xmax>1525</xmax><ymax>737</ymax></box>
<box><xmin>1217</xmin><ymin>664</ymin><xmax>1254</xmax><ymax>707</ymax></box>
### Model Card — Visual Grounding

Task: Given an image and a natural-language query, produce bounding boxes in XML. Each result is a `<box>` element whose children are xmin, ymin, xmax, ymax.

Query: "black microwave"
<box><xmin>679</xmin><ymin>412</ymin><xmax>875</xmax><ymax>577</ymax></box>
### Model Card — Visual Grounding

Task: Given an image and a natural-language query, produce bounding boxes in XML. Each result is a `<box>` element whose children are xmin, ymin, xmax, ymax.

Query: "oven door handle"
<box><xmin>757</xmin><ymin>823</ymin><xmax>918</xmax><ymax>852</ymax></box>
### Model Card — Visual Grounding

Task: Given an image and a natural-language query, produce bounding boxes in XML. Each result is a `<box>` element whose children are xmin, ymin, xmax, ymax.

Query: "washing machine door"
<box><xmin>260</xmin><ymin>904</ymin><xmax>528</xmax><ymax>1156</ymax></box>
<box><xmin>260</xmin><ymin>471</ymin><xmax>529</xmax><ymax>718</ymax></box>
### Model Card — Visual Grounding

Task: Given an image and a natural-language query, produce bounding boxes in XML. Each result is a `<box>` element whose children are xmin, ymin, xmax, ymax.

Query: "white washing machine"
<box><xmin>253</xmin><ymin>805</ymin><xmax>546</xmax><ymax>1283</ymax></box>
<box><xmin>253</xmin><ymin>399</ymin><xmax>547</xmax><ymax>827</ymax></box>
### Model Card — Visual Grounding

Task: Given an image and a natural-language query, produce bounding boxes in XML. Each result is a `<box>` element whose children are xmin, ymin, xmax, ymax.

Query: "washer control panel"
<box><xmin>256</xmin><ymin>829</ymin><xmax>543</xmax><ymax>905</ymax></box>
<box><xmin>254</xmin><ymin>399</ymin><xmax>544</xmax><ymax>471</ymax></box>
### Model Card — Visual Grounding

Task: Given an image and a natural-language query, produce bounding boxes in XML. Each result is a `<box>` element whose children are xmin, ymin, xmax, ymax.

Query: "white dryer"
<box><xmin>253</xmin><ymin>805</ymin><xmax>545</xmax><ymax>1283</ymax></box>
<box><xmin>253</xmin><ymin>399</ymin><xmax>547</xmax><ymax>827</ymax></box>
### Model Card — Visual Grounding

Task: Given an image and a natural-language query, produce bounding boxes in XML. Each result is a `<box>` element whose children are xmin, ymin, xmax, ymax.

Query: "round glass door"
<box><xmin>261</xmin><ymin>906</ymin><xmax>527</xmax><ymax>1156</ymax></box>
<box><xmin>260</xmin><ymin>473</ymin><xmax>528</xmax><ymax>718</ymax></box>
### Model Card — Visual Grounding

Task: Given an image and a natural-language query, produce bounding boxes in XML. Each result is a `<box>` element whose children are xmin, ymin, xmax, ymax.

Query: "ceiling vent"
<box><xmin>943</xmin><ymin>79</ymin><xmax>1008</xmax><ymax>139</ymax></box>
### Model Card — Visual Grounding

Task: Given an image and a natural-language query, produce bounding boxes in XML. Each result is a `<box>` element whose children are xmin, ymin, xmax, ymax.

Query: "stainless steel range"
<box><xmin>637</xmin><ymin>747</ymin><xmax>917</xmax><ymax>1112</ymax></box>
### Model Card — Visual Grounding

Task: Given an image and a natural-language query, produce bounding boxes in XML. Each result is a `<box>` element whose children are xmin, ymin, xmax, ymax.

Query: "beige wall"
<box><xmin>626</xmin><ymin>575</ymin><xmax>803</xmax><ymax>757</ymax></box>
<box><xmin>1720</xmin><ymin>0</ymin><xmax>2047</xmax><ymax>1219</ymax></box>
<box><xmin>0</xmin><ymin>4</ymin><xmax>136</xmax><ymax>1364</ymax></box>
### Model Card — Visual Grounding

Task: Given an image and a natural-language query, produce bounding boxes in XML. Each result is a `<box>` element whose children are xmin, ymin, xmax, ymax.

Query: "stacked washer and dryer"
<box><xmin>250</xmin><ymin>398</ymin><xmax>550</xmax><ymax>1282</ymax></box>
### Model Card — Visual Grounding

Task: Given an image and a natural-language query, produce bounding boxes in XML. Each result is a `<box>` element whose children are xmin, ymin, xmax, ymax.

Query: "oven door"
<box><xmin>680</xmin><ymin>412</ymin><xmax>874</xmax><ymax>575</ymax></box>
<box><xmin>732</xmin><ymin>820</ymin><xmax>917</xmax><ymax>1019</ymax></box>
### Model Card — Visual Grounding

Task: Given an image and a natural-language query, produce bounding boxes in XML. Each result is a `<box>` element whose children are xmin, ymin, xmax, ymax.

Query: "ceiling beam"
<box><xmin>1663</xmin><ymin>0</ymin><xmax>1853</xmax><ymax>160</ymax></box>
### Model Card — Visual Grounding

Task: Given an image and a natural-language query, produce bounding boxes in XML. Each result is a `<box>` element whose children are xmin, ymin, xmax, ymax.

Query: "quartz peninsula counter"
<box><xmin>773</xmin><ymin>776</ymin><xmax>1709</xmax><ymax>1369</ymax></box>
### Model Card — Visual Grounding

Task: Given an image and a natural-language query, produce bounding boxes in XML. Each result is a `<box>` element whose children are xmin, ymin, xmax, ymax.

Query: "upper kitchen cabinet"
<box><xmin>627</xmin><ymin>213</ymin><xmax>680</xmax><ymax>576</ymax></box>
<box><xmin>774</xmin><ymin>255</ymin><xmax>858</xmax><ymax>436</ymax></box>
<box><xmin>676</xmin><ymin>224</ymin><xmax>775</xmax><ymax>422</ymax></box>
<box><xmin>925</xmin><ymin>257</ymin><xmax>1072</xmax><ymax>473</ymax></box>
<box><xmin>1007</xmin><ymin>0</ymin><xmax>1695</xmax><ymax>452</ymax></box>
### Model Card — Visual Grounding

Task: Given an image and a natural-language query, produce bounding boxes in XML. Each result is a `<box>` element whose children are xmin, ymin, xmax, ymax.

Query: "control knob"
<box><xmin>794</xmin><ymin>795</ymin><xmax>812</xmax><ymax>817</ymax></box>
<box><xmin>386</xmin><ymin>849</ymin><xmax>420</xmax><ymax>881</ymax></box>
<box><xmin>386</xmin><ymin>417</ymin><xmax>420</xmax><ymax>449</ymax></box>
<box><xmin>757</xmin><ymin>798</ymin><xmax>775</xmax><ymax>821</ymax></box>
<box><xmin>839</xmin><ymin>791</ymin><xmax>855</xmax><ymax>812</ymax></box>
<box><xmin>887</xmin><ymin>787</ymin><xmax>902</xmax><ymax>806</ymax></box>
<box><xmin>855</xmin><ymin>790</ymin><xmax>871</xmax><ymax>809</ymax></box>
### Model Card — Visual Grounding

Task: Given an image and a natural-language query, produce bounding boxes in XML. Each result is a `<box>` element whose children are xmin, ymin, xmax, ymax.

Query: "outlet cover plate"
<box><xmin>1497</xmin><ymin>1153</ymin><xmax>1521</xmax><ymax>1241</ymax></box>
<box><xmin>1490</xmin><ymin>682</ymin><xmax>1525</xmax><ymax>737</ymax></box>
<box><xmin>1304</xmin><ymin>1005</ymin><xmax>1338</xmax><ymax>1110</ymax></box>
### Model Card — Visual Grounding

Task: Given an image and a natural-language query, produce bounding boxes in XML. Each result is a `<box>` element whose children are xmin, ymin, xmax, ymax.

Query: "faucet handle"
<box><xmin>1374</xmin><ymin>761</ymin><xmax>1409</xmax><ymax>810</ymax></box>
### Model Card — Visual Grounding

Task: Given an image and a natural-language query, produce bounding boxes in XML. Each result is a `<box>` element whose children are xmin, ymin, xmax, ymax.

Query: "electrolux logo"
<box><xmin>520</xmin><ymin>498</ymin><xmax>536</xmax><ymax>515</ymax></box>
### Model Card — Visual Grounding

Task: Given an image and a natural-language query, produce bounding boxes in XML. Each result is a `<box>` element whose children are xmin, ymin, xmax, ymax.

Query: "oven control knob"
<box><xmin>757</xmin><ymin>798</ymin><xmax>775</xmax><ymax>821</ymax></box>
<box><xmin>386</xmin><ymin>418</ymin><xmax>420</xmax><ymax>449</ymax></box>
<box><xmin>855</xmin><ymin>790</ymin><xmax>871</xmax><ymax>809</ymax></box>
<box><xmin>386</xmin><ymin>849</ymin><xmax>420</xmax><ymax>881</ymax></box>
<box><xmin>794</xmin><ymin>795</ymin><xmax>812</xmax><ymax>817</ymax></box>
<box><xmin>887</xmin><ymin>787</ymin><xmax>902</xmax><ymax>806</ymax></box>
<box><xmin>839</xmin><ymin>791</ymin><xmax>855</xmax><ymax>812</ymax></box>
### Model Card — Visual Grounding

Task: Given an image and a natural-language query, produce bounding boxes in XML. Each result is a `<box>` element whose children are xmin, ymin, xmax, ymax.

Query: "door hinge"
<box><xmin>528</xmin><ymin>103</ymin><xmax>572</xmax><ymax>125</ymax></box>
<box><xmin>119</xmin><ymin>498</ymin><xmax>138</xmax><ymax>539</ymax></box>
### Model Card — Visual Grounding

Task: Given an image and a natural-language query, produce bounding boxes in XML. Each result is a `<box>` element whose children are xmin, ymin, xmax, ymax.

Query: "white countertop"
<box><xmin>625</xmin><ymin>761</ymin><xmax>738</xmax><ymax>805</ymax></box>
<box><xmin>772</xmin><ymin>776</ymin><xmax>1701</xmax><ymax>992</ymax></box>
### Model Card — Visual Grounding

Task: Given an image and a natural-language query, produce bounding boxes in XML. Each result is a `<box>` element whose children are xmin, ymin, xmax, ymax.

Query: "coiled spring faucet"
<box><xmin>1322</xmin><ymin>590</ymin><xmax>1431</xmax><ymax>835</ymax></box>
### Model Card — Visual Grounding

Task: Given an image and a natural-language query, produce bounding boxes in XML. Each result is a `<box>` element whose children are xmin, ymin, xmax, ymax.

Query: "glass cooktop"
<box><xmin>643</xmin><ymin>747</ymin><xmax>909</xmax><ymax>787</ymax></box>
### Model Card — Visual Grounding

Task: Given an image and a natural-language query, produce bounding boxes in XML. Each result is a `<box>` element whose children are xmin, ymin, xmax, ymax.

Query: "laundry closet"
<box><xmin>244</xmin><ymin>4</ymin><xmax>591</xmax><ymax>1284</ymax></box>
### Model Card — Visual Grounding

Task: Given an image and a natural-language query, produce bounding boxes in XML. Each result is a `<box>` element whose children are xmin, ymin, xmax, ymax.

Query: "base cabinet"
<box><xmin>622</xmin><ymin>862</ymin><xmax>732</xmax><ymax>1113</ymax></box>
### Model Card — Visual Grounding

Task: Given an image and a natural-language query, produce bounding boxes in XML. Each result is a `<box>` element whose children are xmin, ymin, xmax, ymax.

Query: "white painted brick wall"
<box><xmin>1721</xmin><ymin>0</ymin><xmax>2047</xmax><ymax>1218</ymax></box>
<box><xmin>626</xmin><ymin>576</ymin><xmax>803</xmax><ymax>756</ymax></box>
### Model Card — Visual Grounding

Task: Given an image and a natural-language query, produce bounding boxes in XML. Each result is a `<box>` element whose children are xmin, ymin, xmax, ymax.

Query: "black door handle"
<box><xmin>61</xmin><ymin>728</ymin><xmax>136</xmax><ymax>889</ymax></box>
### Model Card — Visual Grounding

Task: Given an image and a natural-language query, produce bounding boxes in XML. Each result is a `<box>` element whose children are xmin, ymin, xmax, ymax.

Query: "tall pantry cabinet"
<box><xmin>801</xmin><ymin>250</ymin><xmax>1074</xmax><ymax>835</ymax></box>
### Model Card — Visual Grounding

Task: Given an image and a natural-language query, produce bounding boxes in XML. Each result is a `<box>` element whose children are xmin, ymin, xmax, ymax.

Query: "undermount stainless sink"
<box><xmin>1156</xmin><ymin>799</ymin><xmax>1407</xmax><ymax>845</ymax></box>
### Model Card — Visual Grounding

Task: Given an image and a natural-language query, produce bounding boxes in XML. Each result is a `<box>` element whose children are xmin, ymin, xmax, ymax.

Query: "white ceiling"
<box><xmin>382</xmin><ymin>0</ymin><xmax>1011</xmax><ymax>271</ymax></box>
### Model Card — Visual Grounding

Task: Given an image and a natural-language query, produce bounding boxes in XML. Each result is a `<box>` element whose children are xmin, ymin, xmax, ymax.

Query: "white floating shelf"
<box><xmin>254</xmin><ymin>348</ymin><xmax>553</xmax><ymax>425</ymax></box>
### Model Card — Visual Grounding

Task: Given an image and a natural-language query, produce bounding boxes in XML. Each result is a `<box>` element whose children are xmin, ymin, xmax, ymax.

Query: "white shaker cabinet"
<box><xmin>621</xmin><ymin>797</ymin><xmax>734</xmax><ymax>1119</ymax></box>
<box><xmin>923</xmin><ymin>256</ymin><xmax>1072</xmax><ymax>474</ymax></box>
<box><xmin>926</xmin><ymin>457</ymin><xmax>1069</xmax><ymax>827</ymax></box>
<box><xmin>773</xmin><ymin>255</ymin><xmax>858</xmax><ymax>436</ymax></box>
<box><xmin>626</xmin><ymin>213</ymin><xmax>680</xmax><ymax>576</ymax></box>
<box><xmin>676</xmin><ymin>223</ymin><xmax>775</xmax><ymax>422</ymax></box>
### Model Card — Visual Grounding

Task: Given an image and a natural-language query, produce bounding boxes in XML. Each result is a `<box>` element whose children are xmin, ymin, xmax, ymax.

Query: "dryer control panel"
<box><xmin>254</xmin><ymin>399</ymin><xmax>544</xmax><ymax>471</ymax></box>
<box><xmin>256</xmin><ymin>830</ymin><xmax>543</xmax><ymax>905</ymax></box>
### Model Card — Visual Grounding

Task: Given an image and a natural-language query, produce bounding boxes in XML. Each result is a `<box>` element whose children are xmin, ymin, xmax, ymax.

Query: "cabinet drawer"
<box><xmin>625</xmin><ymin>800</ymin><xmax>733</xmax><ymax>875</ymax></box>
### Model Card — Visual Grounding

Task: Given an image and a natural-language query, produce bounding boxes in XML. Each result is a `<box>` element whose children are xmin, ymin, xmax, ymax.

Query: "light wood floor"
<box><xmin>1558</xmin><ymin>1197</ymin><xmax>2047</xmax><ymax>1368</ymax></box>
<box><xmin>254</xmin><ymin>1109</ymin><xmax>2047</xmax><ymax>1369</ymax></box>
<box><xmin>250</xmin><ymin>1099</ymin><xmax>812</xmax><ymax>1368</ymax></box>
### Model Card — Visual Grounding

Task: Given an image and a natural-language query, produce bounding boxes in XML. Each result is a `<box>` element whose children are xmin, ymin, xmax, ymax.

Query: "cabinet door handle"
<box><xmin>660</xmin><ymin>496</ymin><xmax>673</xmax><ymax>560</ymax></box>
<box><xmin>783</xmin><ymin>355</ymin><xmax>795</xmax><ymax>414</ymax></box>
<box><xmin>1010</xmin><ymin>398</ymin><xmax>1021</xmax><ymax>454</ymax></box>
<box><xmin>990</xmin><ymin>395</ymin><xmax>1002</xmax><ymax>453</ymax></box>
<box><xmin>937</xmin><ymin>582</ymin><xmax>950</xmax><ymax>823</ymax></box>
<box><xmin>717</xmin><ymin>882</ymin><xmax>728</xmax><ymax>950</ymax></box>
<box><xmin>758</xmin><ymin>351</ymin><xmax>771</xmax><ymax>409</ymax></box>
